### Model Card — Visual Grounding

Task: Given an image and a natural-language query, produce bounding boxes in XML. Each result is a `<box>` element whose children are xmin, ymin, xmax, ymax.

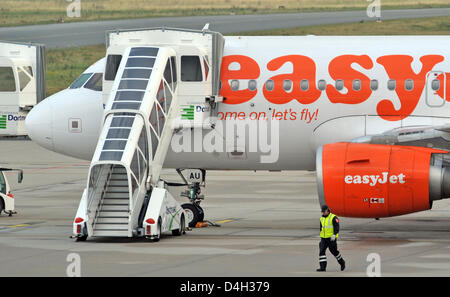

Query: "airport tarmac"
<box><xmin>1</xmin><ymin>140</ymin><xmax>450</xmax><ymax>276</ymax></box>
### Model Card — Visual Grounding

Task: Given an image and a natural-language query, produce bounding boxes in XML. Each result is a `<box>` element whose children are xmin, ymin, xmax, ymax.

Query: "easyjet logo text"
<box><xmin>219</xmin><ymin>54</ymin><xmax>449</xmax><ymax>121</ymax></box>
<box><xmin>344</xmin><ymin>172</ymin><xmax>406</xmax><ymax>186</ymax></box>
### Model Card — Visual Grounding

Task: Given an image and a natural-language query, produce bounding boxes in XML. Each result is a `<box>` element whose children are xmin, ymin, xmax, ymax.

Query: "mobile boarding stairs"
<box><xmin>73</xmin><ymin>27</ymin><xmax>225</xmax><ymax>241</ymax></box>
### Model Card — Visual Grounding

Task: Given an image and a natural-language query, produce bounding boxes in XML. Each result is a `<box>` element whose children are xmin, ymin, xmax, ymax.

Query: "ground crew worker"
<box><xmin>317</xmin><ymin>205</ymin><xmax>346</xmax><ymax>272</ymax></box>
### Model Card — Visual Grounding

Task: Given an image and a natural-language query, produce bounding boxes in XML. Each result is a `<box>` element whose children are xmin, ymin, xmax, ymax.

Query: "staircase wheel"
<box><xmin>76</xmin><ymin>235</ymin><xmax>87</xmax><ymax>242</ymax></box>
<box><xmin>152</xmin><ymin>218</ymin><xmax>161</xmax><ymax>242</ymax></box>
<box><xmin>172</xmin><ymin>214</ymin><xmax>185</xmax><ymax>236</ymax></box>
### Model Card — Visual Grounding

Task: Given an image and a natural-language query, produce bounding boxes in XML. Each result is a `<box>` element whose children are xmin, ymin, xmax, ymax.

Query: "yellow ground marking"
<box><xmin>216</xmin><ymin>219</ymin><xmax>233</xmax><ymax>224</ymax></box>
<box><xmin>7</xmin><ymin>224</ymin><xmax>29</xmax><ymax>228</ymax></box>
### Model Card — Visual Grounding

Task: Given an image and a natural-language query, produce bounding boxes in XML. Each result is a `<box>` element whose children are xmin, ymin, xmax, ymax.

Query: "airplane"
<box><xmin>24</xmin><ymin>27</ymin><xmax>450</xmax><ymax>240</ymax></box>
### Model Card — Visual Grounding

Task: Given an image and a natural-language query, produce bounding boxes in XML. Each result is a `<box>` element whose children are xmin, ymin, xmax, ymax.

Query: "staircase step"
<box><xmin>104</xmin><ymin>192</ymin><xmax>128</xmax><ymax>199</ymax></box>
<box><xmin>102</xmin><ymin>202</ymin><xmax>128</xmax><ymax>207</ymax></box>
<box><xmin>103</xmin><ymin>198</ymin><xmax>128</xmax><ymax>204</ymax></box>
<box><xmin>111</xmin><ymin>172</ymin><xmax>127</xmax><ymax>176</ymax></box>
<box><xmin>101</xmin><ymin>204</ymin><xmax>129</xmax><ymax>211</ymax></box>
<box><xmin>113</xmin><ymin>167</ymin><xmax>127</xmax><ymax>174</ymax></box>
<box><xmin>98</xmin><ymin>211</ymin><xmax>128</xmax><ymax>217</ymax></box>
<box><xmin>93</xmin><ymin>230</ymin><xmax>130</xmax><ymax>237</ymax></box>
<box><xmin>109</xmin><ymin>180</ymin><xmax>128</xmax><ymax>186</ymax></box>
<box><xmin>112</xmin><ymin>172</ymin><xmax>127</xmax><ymax>177</ymax></box>
<box><xmin>96</xmin><ymin>217</ymin><xmax>129</xmax><ymax>224</ymax></box>
<box><xmin>95</xmin><ymin>223</ymin><xmax>128</xmax><ymax>230</ymax></box>
<box><xmin>106</xmin><ymin>186</ymin><xmax>129</xmax><ymax>193</ymax></box>
<box><xmin>110</xmin><ymin>177</ymin><xmax>128</xmax><ymax>182</ymax></box>
<box><xmin>111</xmin><ymin>169</ymin><xmax>127</xmax><ymax>175</ymax></box>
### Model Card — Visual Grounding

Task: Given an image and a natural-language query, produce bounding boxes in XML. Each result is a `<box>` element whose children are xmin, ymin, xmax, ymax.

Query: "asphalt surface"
<box><xmin>2</xmin><ymin>140</ymin><xmax>450</xmax><ymax>276</ymax></box>
<box><xmin>1</xmin><ymin>8</ymin><xmax>450</xmax><ymax>48</ymax></box>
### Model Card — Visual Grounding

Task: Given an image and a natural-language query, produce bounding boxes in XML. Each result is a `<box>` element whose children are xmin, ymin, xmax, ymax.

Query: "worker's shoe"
<box><xmin>317</xmin><ymin>261</ymin><xmax>327</xmax><ymax>272</ymax></box>
<box><xmin>338</xmin><ymin>259</ymin><xmax>346</xmax><ymax>271</ymax></box>
<box><xmin>316</xmin><ymin>268</ymin><xmax>326</xmax><ymax>272</ymax></box>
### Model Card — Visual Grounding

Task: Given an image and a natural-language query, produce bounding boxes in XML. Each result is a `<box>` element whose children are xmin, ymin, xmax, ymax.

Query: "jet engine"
<box><xmin>316</xmin><ymin>143</ymin><xmax>450</xmax><ymax>218</ymax></box>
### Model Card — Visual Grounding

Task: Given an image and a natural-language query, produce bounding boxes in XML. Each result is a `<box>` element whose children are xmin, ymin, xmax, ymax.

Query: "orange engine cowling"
<box><xmin>316</xmin><ymin>143</ymin><xmax>450</xmax><ymax>218</ymax></box>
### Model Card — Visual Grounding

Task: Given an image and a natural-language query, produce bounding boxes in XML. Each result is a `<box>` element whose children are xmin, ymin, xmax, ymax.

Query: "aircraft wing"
<box><xmin>351</xmin><ymin>124</ymin><xmax>450</xmax><ymax>151</ymax></box>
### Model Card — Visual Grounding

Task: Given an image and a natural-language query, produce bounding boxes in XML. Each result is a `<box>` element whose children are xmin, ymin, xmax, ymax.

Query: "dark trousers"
<box><xmin>319</xmin><ymin>238</ymin><xmax>344</xmax><ymax>270</ymax></box>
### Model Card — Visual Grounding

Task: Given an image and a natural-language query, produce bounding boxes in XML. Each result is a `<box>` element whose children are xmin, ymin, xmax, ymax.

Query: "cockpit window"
<box><xmin>69</xmin><ymin>73</ymin><xmax>92</xmax><ymax>89</ymax></box>
<box><xmin>84</xmin><ymin>73</ymin><xmax>103</xmax><ymax>91</ymax></box>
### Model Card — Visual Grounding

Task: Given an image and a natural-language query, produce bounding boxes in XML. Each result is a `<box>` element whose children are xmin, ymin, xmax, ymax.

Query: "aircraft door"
<box><xmin>176</xmin><ymin>43</ymin><xmax>212</xmax><ymax>103</ymax></box>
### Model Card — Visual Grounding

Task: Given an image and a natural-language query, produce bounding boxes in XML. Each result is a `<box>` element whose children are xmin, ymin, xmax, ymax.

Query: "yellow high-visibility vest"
<box><xmin>320</xmin><ymin>213</ymin><xmax>339</xmax><ymax>239</ymax></box>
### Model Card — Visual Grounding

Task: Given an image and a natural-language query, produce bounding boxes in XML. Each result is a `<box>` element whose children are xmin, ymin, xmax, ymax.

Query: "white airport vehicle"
<box><xmin>0</xmin><ymin>41</ymin><xmax>46</xmax><ymax>136</ymax></box>
<box><xmin>73</xmin><ymin>178</ymin><xmax>185</xmax><ymax>241</ymax></box>
<box><xmin>141</xmin><ymin>184</ymin><xmax>186</xmax><ymax>241</ymax></box>
<box><xmin>26</xmin><ymin>27</ymin><xmax>450</xmax><ymax>236</ymax></box>
<box><xmin>0</xmin><ymin>168</ymin><xmax>23</xmax><ymax>216</ymax></box>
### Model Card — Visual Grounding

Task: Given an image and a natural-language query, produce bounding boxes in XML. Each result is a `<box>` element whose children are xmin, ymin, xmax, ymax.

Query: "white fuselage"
<box><xmin>26</xmin><ymin>36</ymin><xmax>450</xmax><ymax>170</ymax></box>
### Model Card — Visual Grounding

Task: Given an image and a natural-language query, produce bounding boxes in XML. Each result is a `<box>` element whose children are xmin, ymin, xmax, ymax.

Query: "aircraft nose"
<box><xmin>25</xmin><ymin>99</ymin><xmax>54</xmax><ymax>151</ymax></box>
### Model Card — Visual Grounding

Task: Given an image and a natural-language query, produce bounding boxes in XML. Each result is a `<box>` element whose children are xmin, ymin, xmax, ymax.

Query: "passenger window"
<box><xmin>265</xmin><ymin>80</ymin><xmax>274</xmax><ymax>91</ymax></box>
<box><xmin>17</xmin><ymin>67</ymin><xmax>32</xmax><ymax>91</ymax></box>
<box><xmin>405</xmin><ymin>79</ymin><xmax>414</xmax><ymax>91</ymax></box>
<box><xmin>370</xmin><ymin>79</ymin><xmax>378</xmax><ymax>91</ymax></box>
<box><xmin>231</xmin><ymin>80</ymin><xmax>239</xmax><ymax>91</ymax></box>
<box><xmin>388</xmin><ymin>79</ymin><xmax>396</xmax><ymax>91</ymax></box>
<box><xmin>283</xmin><ymin>80</ymin><xmax>292</xmax><ymax>91</ymax></box>
<box><xmin>181</xmin><ymin>56</ymin><xmax>203</xmax><ymax>82</ymax></box>
<box><xmin>335</xmin><ymin>79</ymin><xmax>344</xmax><ymax>91</ymax></box>
<box><xmin>248</xmin><ymin>80</ymin><xmax>257</xmax><ymax>91</ymax></box>
<box><xmin>300</xmin><ymin>79</ymin><xmax>309</xmax><ymax>91</ymax></box>
<box><xmin>0</xmin><ymin>67</ymin><xmax>16</xmax><ymax>92</ymax></box>
<box><xmin>70</xmin><ymin>73</ymin><xmax>92</xmax><ymax>89</ymax></box>
<box><xmin>353</xmin><ymin>79</ymin><xmax>361</xmax><ymax>91</ymax></box>
<box><xmin>431</xmin><ymin>79</ymin><xmax>440</xmax><ymax>91</ymax></box>
<box><xmin>317</xmin><ymin>80</ymin><xmax>326</xmax><ymax>91</ymax></box>
<box><xmin>84</xmin><ymin>73</ymin><xmax>103</xmax><ymax>91</ymax></box>
<box><xmin>105</xmin><ymin>55</ymin><xmax>122</xmax><ymax>81</ymax></box>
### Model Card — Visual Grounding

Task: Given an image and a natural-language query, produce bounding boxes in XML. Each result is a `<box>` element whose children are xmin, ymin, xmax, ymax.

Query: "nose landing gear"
<box><xmin>175</xmin><ymin>169</ymin><xmax>206</xmax><ymax>228</ymax></box>
<box><xmin>181</xmin><ymin>182</ymin><xmax>205</xmax><ymax>227</ymax></box>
